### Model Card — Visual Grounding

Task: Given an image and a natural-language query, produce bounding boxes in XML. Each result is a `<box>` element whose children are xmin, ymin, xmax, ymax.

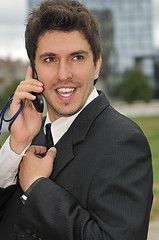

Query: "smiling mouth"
<box><xmin>56</xmin><ymin>87</ymin><xmax>76</xmax><ymax>97</ymax></box>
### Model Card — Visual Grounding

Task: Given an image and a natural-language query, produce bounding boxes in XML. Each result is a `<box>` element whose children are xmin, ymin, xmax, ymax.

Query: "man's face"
<box><xmin>35</xmin><ymin>30</ymin><xmax>101</xmax><ymax>122</ymax></box>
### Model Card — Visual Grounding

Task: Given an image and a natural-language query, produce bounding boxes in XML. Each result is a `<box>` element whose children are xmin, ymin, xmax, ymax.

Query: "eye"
<box><xmin>73</xmin><ymin>55</ymin><xmax>84</xmax><ymax>61</ymax></box>
<box><xmin>45</xmin><ymin>57</ymin><xmax>56</xmax><ymax>62</ymax></box>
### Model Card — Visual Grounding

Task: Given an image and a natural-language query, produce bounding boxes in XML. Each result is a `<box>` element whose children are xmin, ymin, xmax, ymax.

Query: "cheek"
<box><xmin>86</xmin><ymin>66</ymin><xmax>96</xmax><ymax>85</ymax></box>
<box><xmin>79</xmin><ymin>64</ymin><xmax>95</xmax><ymax>82</ymax></box>
<box><xmin>37</xmin><ymin>70</ymin><xmax>54</xmax><ymax>87</ymax></box>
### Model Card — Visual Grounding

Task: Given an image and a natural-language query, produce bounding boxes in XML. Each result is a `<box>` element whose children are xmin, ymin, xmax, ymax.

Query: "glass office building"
<box><xmin>84</xmin><ymin>0</ymin><xmax>154</xmax><ymax>76</ymax></box>
<box><xmin>28</xmin><ymin>0</ymin><xmax>154</xmax><ymax>87</ymax></box>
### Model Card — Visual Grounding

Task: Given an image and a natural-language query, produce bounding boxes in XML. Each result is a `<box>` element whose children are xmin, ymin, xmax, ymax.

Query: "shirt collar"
<box><xmin>44</xmin><ymin>87</ymin><xmax>99</xmax><ymax>145</ymax></box>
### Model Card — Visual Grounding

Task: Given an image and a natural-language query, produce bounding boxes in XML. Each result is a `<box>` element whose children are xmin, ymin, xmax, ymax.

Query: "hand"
<box><xmin>19</xmin><ymin>145</ymin><xmax>57</xmax><ymax>192</ymax></box>
<box><xmin>10</xmin><ymin>66</ymin><xmax>44</xmax><ymax>154</ymax></box>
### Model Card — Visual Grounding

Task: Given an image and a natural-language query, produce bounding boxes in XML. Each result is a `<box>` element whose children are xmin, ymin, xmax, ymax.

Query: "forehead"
<box><xmin>36</xmin><ymin>30</ymin><xmax>92</xmax><ymax>55</ymax></box>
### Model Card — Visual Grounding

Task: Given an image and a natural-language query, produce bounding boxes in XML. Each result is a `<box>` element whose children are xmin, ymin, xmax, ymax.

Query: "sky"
<box><xmin>0</xmin><ymin>0</ymin><xmax>28</xmax><ymax>60</ymax></box>
<box><xmin>0</xmin><ymin>0</ymin><xmax>159</xmax><ymax>61</ymax></box>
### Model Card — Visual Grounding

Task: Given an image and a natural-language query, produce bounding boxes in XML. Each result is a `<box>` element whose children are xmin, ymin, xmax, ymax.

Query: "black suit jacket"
<box><xmin>0</xmin><ymin>91</ymin><xmax>153</xmax><ymax>240</ymax></box>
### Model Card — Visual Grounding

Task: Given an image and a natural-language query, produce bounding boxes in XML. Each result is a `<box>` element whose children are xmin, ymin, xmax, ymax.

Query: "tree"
<box><xmin>0</xmin><ymin>79</ymin><xmax>20</xmax><ymax>110</ymax></box>
<box><xmin>120</xmin><ymin>67</ymin><xmax>154</xmax><ymax>103</ymax></box>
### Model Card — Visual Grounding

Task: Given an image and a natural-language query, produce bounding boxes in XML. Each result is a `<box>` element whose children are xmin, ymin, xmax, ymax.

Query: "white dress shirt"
<box><xmin>0</xmin><ymin>88</ymin><xmax>98</xmax><ymax>188</ymax></box>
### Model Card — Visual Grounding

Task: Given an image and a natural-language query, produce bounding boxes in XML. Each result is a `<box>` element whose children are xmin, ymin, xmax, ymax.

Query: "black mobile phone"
<box><xmin>31</xmin><ymin>69</ymin><xmax>44</xmax><ymax>113</ymax></box>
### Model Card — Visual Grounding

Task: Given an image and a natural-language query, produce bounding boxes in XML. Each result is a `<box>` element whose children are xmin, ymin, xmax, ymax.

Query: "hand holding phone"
<box><xmin>31</xmin><ymin>69</ymin><xmax>44</xmax><ymax>113</ymax></box>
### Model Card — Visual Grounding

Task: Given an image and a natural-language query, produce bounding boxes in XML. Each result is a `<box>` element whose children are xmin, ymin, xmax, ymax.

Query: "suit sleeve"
<box><xmin>15</xmin><ymin>129</ymin><xmax>153</xmax><ymax>240</ymax></box>
<box><xmin>0</xmin><ymin>185</ymin><xmax>18</xmax><ymax>221</ymax></box>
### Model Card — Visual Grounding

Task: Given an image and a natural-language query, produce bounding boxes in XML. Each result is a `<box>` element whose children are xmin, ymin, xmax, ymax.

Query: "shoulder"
<box><xmin>94</xmin><ymin>98</ymin><xmax>144</xmax><ymax>136</ymax></box>
<box><xmin>89</xmin><ymin>97</ymin><xmax>150</xmax><ymax>153</ymax></box>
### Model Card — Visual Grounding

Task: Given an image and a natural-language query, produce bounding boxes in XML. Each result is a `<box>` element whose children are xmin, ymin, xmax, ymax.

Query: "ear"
<box><xmin>94</xmin><ymin>54</ymin><xmax>102</xmax><ymax>79</ymax></box>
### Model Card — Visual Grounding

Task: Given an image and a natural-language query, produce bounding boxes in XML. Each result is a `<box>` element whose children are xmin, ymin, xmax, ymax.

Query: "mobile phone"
<box><xmin>31</xmin><ymin>69</ymin><xmax>44</xmax><ymax>113</ymax></box>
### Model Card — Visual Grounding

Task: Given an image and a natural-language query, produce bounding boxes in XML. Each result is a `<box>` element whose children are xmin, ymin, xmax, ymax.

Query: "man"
<box><xmin>0</xmin><ymin>0</ymin><xmax>153</xmax><ymax>239</ymax></box>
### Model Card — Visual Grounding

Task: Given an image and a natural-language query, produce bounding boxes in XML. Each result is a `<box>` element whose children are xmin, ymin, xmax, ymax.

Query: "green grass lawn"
<box><xmin>0</xmin><ymin>115</ymin><xmax>159</xmax><ymax>220</ymax></box>
<box><xmin>131</xmin><ymin>115</ymin><xmax>159</xmax><ymax>220</ymax></box>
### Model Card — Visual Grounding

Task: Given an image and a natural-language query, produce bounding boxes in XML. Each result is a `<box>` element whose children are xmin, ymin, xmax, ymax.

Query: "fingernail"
<box><xmin>37</xmin><ymin>86</ymin><xmax>43</xmax><ymax>90</ymax></box>
<box><xmin>49</xmin><ymin>147</ymin><xmax>56</xmax><ymax>152</ymax></box>
<box><xmin>37</xmin><ymin>82</ymin><xmax>43</xmax><ymax>86</ymax></box>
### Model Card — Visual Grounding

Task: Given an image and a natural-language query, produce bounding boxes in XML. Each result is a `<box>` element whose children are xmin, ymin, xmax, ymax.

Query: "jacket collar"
<box><xmin>32</xmin><ymin>91</ymin><xmax>110</xmax><ymax>179</ymax></box>
<box><xmin>50</xmin><ymin>91</ymin><xmax>110</xmax><ymax>179</ymax></box>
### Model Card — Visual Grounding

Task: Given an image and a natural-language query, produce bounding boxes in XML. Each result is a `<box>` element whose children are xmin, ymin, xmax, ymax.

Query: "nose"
<box><xmin>57</xmin><ymin>60</ymin><xmax>72</xmax><ymax>81</ymax></box>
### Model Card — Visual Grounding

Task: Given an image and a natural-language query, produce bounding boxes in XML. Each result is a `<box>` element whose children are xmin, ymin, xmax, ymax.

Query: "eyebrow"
<box><xmin>70</xmin><ymin>50</ymin><xmax>89</xmax><ymax>56</ymax></box>
<box><xmin>40</xmin><ymin>50</ymin><xmax>89</xmax><ymax>58</ymax></box>
<box><xmin>40</xmin><ymin>52</ymin><xmax>56</xmax><ymax>58</ymax></box>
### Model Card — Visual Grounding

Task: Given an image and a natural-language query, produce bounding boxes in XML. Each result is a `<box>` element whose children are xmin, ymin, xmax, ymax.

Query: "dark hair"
<box><xmin>25</xmin><ymin>0</ymin><xmax>101</xmax><ymax>67</ymax></box>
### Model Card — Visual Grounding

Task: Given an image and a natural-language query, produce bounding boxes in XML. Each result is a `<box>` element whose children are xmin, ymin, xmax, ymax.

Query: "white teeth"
<box><xmin>60</xmin><ymin>93</ymin><xmax>72</xmax><ymax>97</ymax></box>
<box><xmin>57</xmin><ymin>88</ymin><xmax>75</xmax><ymax>93</ymax></box>
<box><xmin>57</xmin><ymin>88</ymin><xmax>75</xmax><ymax>97</ymax></box>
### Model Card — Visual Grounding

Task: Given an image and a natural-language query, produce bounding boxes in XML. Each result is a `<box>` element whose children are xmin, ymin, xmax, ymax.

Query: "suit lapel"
<box><xmin>72</xmin><ymin>91</ymin><xmax>109</xmax><ymax>145</ymax></box>
<box><xmin>50</xmin><ymin>91</ymin><xmax>110</xmax><ymax>180</ymax></box>
<box><xmin>50</xmin><ymin>132</ymin><xmax>74</xmax><ymax>179</ymax></box>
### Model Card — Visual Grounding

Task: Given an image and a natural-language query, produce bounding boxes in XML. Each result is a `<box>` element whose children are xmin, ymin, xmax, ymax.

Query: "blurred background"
<box><xmin>1</xmin><ymin>0</ymin><xmax>159</xmax><ymax>102</ymax></box>
<box><xmin>0</xmin><ymin>0</ymin><xmax>159</xmax><ymax>239</ymax></box>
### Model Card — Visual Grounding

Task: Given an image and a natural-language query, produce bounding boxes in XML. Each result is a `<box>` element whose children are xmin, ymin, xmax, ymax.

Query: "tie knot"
<box><xmin>45</xmin><ymin>123</ymin><xmax>53</xmax><ymax>150</ymax></box>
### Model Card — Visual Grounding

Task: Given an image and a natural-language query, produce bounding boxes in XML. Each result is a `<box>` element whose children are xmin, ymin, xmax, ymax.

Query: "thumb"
<box><xmin>45</xmin><ymin>147</ymin><xmax>57</xmax><ymax>161</ymax></box>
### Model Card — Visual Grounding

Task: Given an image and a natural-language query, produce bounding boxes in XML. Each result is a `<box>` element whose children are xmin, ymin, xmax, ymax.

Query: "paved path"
<box><xmin>113</xmin><ymin>99</ymin><xmax>159</xmax><ymax>117</ymax></box>
<box><xmin>148</xmin><ymin>219</ymin><xmax>159</xmax><ymax>240</ymax></box>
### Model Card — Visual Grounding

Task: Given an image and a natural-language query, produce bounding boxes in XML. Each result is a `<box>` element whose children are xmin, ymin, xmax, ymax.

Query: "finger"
<box><xmin>26</xmin><ymin>145</ymin><xmax>47</xmax><ymax>155</ymax></box>
<box><xmin>25</xmin><ymin>67</ymin><xmax>43</xmax><ymax>88</ymax></box>
<box><xmin>12</xmin><ymin>81</ymin><xmax>43</xmax><ymax>104</ymax></box>
<box><xmin>17</xmin><ymin>79</ymin><xmax>43</xmax><ymax>92</ymax></box>
<box><xmin>25</xmin><ymin>66</ymin><xmax>33</xmax><ymax>80</ymax></box>
<box><xmin>35</xmin><ymin>146</ymin><xmax>47</xmax><ymax>155</ymax></box>
<box><xmin>45</xmin><ymin>147</ymin><xmax>57</xmax><ymax>160</ymax></box>
<box><xmin>13</xmin><ymin>91</ymin><xmax>36</xmax><ymax>104</ymax></box>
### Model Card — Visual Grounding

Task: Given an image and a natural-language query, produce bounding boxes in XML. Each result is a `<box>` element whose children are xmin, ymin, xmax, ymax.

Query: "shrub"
<box><xmin>120</xmin><ymin>67</ymin><xmax>154</xmax><ymax>103</ymax></box>
<box><xmin>0</xmin><ymin>79</ymin><xmax>20</xmax><ymax>110</ymax></box>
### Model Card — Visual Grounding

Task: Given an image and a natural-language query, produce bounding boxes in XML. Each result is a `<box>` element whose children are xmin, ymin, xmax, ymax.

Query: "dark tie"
<box><xmin>45</xmin><ymin>123</ymin><xmax>53</xmax><ymax>150</ymax></box>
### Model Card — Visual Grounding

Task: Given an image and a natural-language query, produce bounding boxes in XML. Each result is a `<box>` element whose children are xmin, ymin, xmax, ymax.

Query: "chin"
<box><xmin>55</xmin><ymin>105</ymin><xmax>83</xmax><ymax>118</ymax></box>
